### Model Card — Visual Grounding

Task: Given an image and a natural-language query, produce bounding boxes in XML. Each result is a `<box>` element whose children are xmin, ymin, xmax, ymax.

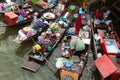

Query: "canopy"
<box><xmin>94</xmin><ymin>54</ymin><xmax>117</xmax><ymax>78</ymax></box>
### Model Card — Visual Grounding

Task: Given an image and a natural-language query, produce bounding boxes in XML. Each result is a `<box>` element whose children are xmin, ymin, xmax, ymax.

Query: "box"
<box><xmin>104</xmin><ymin>39</ymin><xmax>118</xmax><ymax>55</ymax></box>
<box><xmin>5</xmin><ymin>12</ymin><xmax>18</xmax><ymax>25</ymax></box>
<box><xmin>97</xmin><ymin>29</ymin><xmax>118</xmax><ymax>55</ymax></box>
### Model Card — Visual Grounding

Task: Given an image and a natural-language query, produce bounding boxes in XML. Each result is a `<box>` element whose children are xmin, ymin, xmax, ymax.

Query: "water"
<box><xmin>0</xmin><ymin>24</ymin><xmax>99</xmax><ymax>80</ymax></box>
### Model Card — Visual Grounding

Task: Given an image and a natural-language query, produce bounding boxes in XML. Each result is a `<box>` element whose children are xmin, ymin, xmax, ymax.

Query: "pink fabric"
<box><xmin>75</xmin><ymin>14</ymin><xmax>82</xmax><ymax>35</ymax></box>
<box><xmin>0</xmin><ymin>4</ymin><xmax>3</xmax><ymax>11</ymax></box>
<box><xmin>26</xmin><ymin>31</ymin><xmax>33</xmax><ymax>38</ymax></box>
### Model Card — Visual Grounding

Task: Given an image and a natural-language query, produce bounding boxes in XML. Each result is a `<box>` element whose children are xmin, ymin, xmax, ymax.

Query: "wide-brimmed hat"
<box><xmin>23</xmin><ymin>27</ymin><xmax>32</xmax><ymax>32</ymax></box>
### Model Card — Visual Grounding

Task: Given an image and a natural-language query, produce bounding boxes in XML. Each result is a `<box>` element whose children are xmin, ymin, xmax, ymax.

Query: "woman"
<box><xmin>69</xmin><ymin>36</ymin><xmax>85</xmax><ymax>58</ymax></box>
<box><xmin>17</xmin><ymin>5</ymin><xmax>27</xmax><ymax>17</ymax></box>
<box><xmin>32</xmin><ymin>14</ymin><xmax>46</xmax><ymax>32</ymax></box>
<box><xmin>38</xmin><ymin>32</ymin><xmax>46</xmax><ymax>45</ymax></box>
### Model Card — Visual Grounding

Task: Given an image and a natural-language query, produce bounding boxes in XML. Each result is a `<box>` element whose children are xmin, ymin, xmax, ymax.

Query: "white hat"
<box><xmin>23</xmin><ymin>27</ymin><xmax>32</xmax><ymax>32</ymax></box>
<box><xmin>34</xmin><ymin>12</ymin><xmax>38</xmax><ymax>16</ymax></box>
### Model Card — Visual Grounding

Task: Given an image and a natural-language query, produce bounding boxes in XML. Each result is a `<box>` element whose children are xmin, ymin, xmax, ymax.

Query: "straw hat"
<box><xmin>23</xmin><ymin>27</ymin><xmax>32</xmax><ymax>32</ymax></box>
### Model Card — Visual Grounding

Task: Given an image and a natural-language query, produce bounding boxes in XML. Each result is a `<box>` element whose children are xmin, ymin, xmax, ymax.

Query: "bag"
<box><xmin>47</xmin><ymin>46</ymin><xmax>52</xmax><ymax>52</ymax></box>
<box><xmin>18</xmin><ymin>15</ymin><xmax>24</xmax><ymax>22</ymax></box>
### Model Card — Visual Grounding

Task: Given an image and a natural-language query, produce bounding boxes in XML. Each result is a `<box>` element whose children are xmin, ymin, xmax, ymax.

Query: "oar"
<box><xmin>30</xmin><ymin>37</ymin><xmax>56</xmax><ymax>73</ymax></box>
<box><xmin>38</xmin><ymin>51</ymin><xmax>56</xmax><ymax>73</ymax></box>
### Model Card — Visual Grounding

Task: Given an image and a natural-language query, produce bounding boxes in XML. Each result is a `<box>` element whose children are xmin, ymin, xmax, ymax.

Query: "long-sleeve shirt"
<box><xmin>18</xmin><ymin>8</ymin><xmax>27</xmax><ymax>17</ymax></box>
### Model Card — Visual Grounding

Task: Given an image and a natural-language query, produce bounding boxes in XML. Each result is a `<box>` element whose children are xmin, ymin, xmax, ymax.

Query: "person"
<box><xmin>17</xmin><ymin>5</ymin><xmax>27</xmax><ymax>17</ymax></box>
<box><xmin>61</xmin><ymin>38</ymin><xmax>70</xmax><ymax>57</ymax></box>
<box><xmin>67</xmin><ymin>36</ymin><xmax>85</xmax><ymax>58</ymax></box>
<box><xmin>43</xmin><ymin>32</ymin><xmax>52</xmax><ymax>47</ymax></box>
<box><xmin>32</xmin><ymin>13</ymin><xmax>46</xmax><ymax>32</ymax></box>
<box><xmin>38</xmin><ymin>32</ymin><xmax>46</xmax><ymax>45</ymax></box>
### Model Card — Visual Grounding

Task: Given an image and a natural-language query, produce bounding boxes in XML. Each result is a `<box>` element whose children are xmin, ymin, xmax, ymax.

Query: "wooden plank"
<box><xmin>21</xmin><ymin>61</ymin><xmax>40</xmax><ymax>72</ymax></box>
<box><xmin>94</xmin><ymin>54</ymin><xmax>117</xmax><ymax>78</ymax></box>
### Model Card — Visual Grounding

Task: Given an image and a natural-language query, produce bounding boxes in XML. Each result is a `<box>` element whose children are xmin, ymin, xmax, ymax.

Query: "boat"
<box><xmin>90</xmin><ymin>3</ymin><xmax>120</xmax><ymax>79</ymax></box>
<box><xmin>27</xmin><ymin>4</ymin><xmax>77</xmax><ymax>63</ymax></box>
<box><xmin>21</xmin><ymin>4</ymin><xmax>78</xmax><ymax>72</ymax></box>
<box><xmin>12</xmin><ymin>2</ymin><xmax>67</xmax><ymax>44</ymax></box>
<box><xmin>0</xmin><ymin>3</ymin><xmax>36</xmax><ymax>27</ymax></box>
<box><xmin>54</xmin><ymin>4</ymin><xmax>91</xmax><ymax>80</ymax></box>
<box><xmin>59</xmin><ymin>22</ymin><xmax>91</xmax><ymax>79</ymax></box>
<box><xmin>0</xmin><ymin>1</ymin><xmax>55</xmax><ymax>27</ymax></box>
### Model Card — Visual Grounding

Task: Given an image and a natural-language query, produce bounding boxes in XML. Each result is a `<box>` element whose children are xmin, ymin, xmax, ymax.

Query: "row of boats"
<box><xmin>90</xmin><ymin>1</ymin><xmax>120</xmax><ymax>80</ymax></box>
<box><xmin>21</xmin><ymin>1</ymin><xmax>92</xmax><ymax>80</ymax></box>
<box><xmin>1</xmin><ymin>0</ymin><xmax>120</xmax><ymax>80</ymax></box>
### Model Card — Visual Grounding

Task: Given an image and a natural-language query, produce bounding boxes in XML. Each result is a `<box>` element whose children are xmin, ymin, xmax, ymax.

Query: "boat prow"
<box><xmin>12</xmin><ymin>35</ymin><xmax>23</xmax><ymax>44</ymax></box>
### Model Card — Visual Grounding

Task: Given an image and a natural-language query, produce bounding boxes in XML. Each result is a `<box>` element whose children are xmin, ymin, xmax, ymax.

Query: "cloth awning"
<box><xmin>94</xmin><ymin>54</ymin><xmax>117</xmax><ymax>78</ymax></box>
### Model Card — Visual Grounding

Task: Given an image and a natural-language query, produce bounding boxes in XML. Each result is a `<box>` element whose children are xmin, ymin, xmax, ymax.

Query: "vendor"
<box><xmin>61</xmin><ymin>37</ymin><xmax>70</xmax><ymax>57</ymax></box>
<box><xmin>38</xmin><ymin>32</ymin><xmax>46</xmax><ymax>45</ymax></box>
<box><xmin>43</xmin><ymin>32</ymin><xmax>52</xmax><ymax>47</ymax></box>
<box><xmin>68</xmin><ymin>36</ymin><xmax>85</xmax><ymax>58</ymax></box>
<box><xmin>17</xmin><ymin>5</ymin><xmax>27</xmax><ymax>17</ymax></box>
<box><xmin>33</xmin><ymin>13</ymin><xmax>46</xmax><ymax>32</ymax></box>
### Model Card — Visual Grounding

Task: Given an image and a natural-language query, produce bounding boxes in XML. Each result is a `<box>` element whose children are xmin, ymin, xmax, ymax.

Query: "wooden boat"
<box><xmin>0</xmin><ymin>2</ymin><xmax>53</xmax><ymax>27</ymax></box>
<box><xmin>59</xmin><ymin>23</ymin><xmax>91</xmax><ymax>80</ymax></box>
<box><xmin>12</xmin><ymin>3</ymin><xmax>66</xmax><ymax>44</ymax></box>
<box><xmin>90</xmin><ymin>6</ymin><xmax>120</xmax><ymax>79</ymax></box>
<box><xmin>28</xmin><ymin>4</ymin><xmax>80</xmax><ymax>63</ymax></box>
<box><xmin>21</xmin><ymin>4</ymin><xmax>78</xmax><ymax>72</ymax></box>
<box><xmin>53</xmin><ymin>5</ymin><xmax>92</xmax><ymax>80</ymax></box>
<box><xmin>28</xmin><ymin>27</ymin><xmax>66</xmax><ymax>62</ymax></box>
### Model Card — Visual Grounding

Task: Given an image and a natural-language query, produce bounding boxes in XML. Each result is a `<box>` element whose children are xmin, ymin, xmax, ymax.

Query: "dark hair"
<box><xmin>63</xmin><ymin>40</ymin><xmax>67</xmax><ymax>42</ymax></box>
<box><xmin>19</xmin><ymin>5</ymin><xmax>22</xmax><ymax>9</ymax></box>
<box><xmin>66</xmin><ymin>36</ymin><xmax>71</xmax><ymax>40</ymax></box>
